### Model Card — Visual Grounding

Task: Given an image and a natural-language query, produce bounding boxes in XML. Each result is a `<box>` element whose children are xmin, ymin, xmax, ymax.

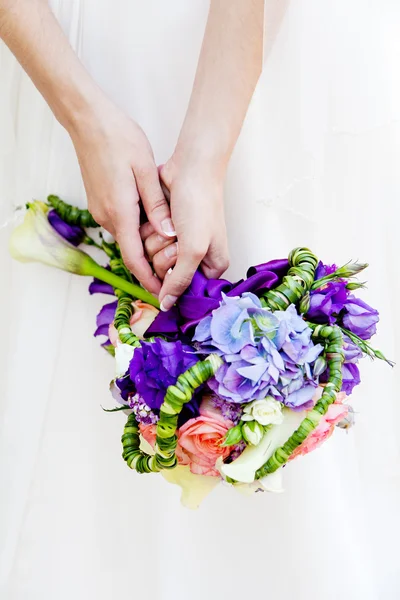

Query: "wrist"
<box><xmin>172</xmin><ymin>129</ymin><xmax>232</xmax><ymax>181</ymax></box>
<box><xmin>51</xmin><ymin>78</ymin><xmax>108</xmax><ymax>136</ymax></box>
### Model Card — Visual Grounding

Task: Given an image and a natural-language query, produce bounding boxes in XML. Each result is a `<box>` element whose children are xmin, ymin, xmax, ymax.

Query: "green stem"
<box><xmin>89</xmin><ymin>262</ymin><xmax>160</xmax><ymax>308</ymax></box>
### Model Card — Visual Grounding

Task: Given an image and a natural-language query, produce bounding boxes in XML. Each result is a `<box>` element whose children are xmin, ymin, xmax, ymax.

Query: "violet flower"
<box><xmin>94</xmin><ymin>300</ymin><xmax>118</xmax><ymax>346</ymax></box>
<box><xmin>307</xmin><ymin>266</ymin><xmax>348</xmax><ymax>324</ymax></box>
<box><xmin>47</xmin><ymin>209</ymin><xmax>86</xmax><ymax>246</ymax></box>
<box><xmin>129</xmin><ymin>339</ymin><xmax>199</xmax><ymax>411</ymax></box>
<box><xmin>342</xmin><ymin>295</ymin><xmax>379</xmax><ymax>340</ymax></box>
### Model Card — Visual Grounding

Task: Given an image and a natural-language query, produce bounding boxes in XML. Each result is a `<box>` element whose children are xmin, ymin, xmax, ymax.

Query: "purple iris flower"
<box><xmin>48</xmin><ymin>209</ymin><xmax>85</xmax><ymax>247</ymax></box>
<box><xmin>146</xmin><ymin>259</ymin><xmax>289</xmax><ymax>338</ymax></box>
<box><xmin>129</xmin><ymin>339</ymin><xmax>199</xmax><ymax>412</ymax></box>
<box><xmin>342</xmin><ymin>295</ymin><xmax>379</xmax><ymax>340</ymax></box>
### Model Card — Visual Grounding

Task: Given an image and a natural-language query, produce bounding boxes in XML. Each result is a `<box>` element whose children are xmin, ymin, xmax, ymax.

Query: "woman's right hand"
<box><xmin>68</xmin><ymin>97</ymin><xmax>175</xmax><ymax>294</ymax></box>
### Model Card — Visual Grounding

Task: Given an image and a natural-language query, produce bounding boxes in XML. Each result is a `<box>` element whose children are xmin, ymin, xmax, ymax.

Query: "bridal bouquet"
<box><xmin>10</xmin><ymin>198</ymin><xmax>392</xmax><ymax>508</ymax></box>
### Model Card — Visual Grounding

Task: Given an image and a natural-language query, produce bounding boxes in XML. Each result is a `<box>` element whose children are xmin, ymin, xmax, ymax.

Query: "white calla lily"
<box><xmin>258</xmin><ymin>470</ymin><xmax>285</xmax><ymax>493</ymax></box>
<box><xmin>9</xmin><ymin>201</ymin><xmax>160</xmax><ymax>306</ymax></box>
<box><xmin>9</xmin><ymin>201</ymin><xmax>94</xmax><ymax>273</ymax></box>
<box><xmin>220</xmin><ymin>408</ymin><xmax>307</xmax><ymax>483</ymax></box>
<box><xmin>161</xmin><ymin>466</ymin><xmax>220</xmax><ymax>510</ymax></box>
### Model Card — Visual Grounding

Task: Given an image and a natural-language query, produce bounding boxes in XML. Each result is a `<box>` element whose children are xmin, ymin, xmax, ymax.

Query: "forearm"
<box><xmin>0</xmin><ymin>0</ymin><xmax>102</xmax><ymax>131</ymax></box>
<box><xmin>176</xmin><ymin>0</ymin><xmax>264</xmax><ymax>171</ymax></box>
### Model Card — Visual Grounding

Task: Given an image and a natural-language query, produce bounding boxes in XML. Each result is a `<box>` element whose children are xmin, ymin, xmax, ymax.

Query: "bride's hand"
<box><xmin>69</xmin><ymin>99</ymin><xmax>175</xmax><ymax>295</ymax></box>
<box><xmin>157</xmin><ymin>156</ymin><xmax>230</xmax><ymax>312</ymax></box>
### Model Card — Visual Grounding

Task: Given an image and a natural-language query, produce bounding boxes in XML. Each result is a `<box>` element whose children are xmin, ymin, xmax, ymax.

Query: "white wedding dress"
<box><xmin>1</xmin><ymin>1</ymin><xmax>400</xmax><ymax>599</ymax></box>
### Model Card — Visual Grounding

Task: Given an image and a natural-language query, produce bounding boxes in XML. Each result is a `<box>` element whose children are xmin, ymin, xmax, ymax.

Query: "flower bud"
<box><xmin>336</xmin><ymin>262</ymin><xmax>368</xmax><ymax>278</ymax></box>
<box><xmin>242</xmin><ymin>421</ymin><xmax>264</xmax><ymax>446</ymax></box>
<box><xmin>222</xmin><ymin>424</ymin><xmax>243</xmax><ymax>447</ymax></box>
<box><xmin>313</xmin><ymin>355</ymin><xmax>327</xmax><ymax>377</ymax></box>
<box><xmin>346</xmin><ymin>281</ymin><xmax>367</xmax><ymax>291</ymax></box>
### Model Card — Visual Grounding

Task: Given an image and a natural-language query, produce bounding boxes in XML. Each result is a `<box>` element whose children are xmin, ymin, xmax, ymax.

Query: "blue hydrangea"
<box><xmin>194</xmin><ymin>296</ymin><xmax>323</xmax><ymax>410</ymax></box>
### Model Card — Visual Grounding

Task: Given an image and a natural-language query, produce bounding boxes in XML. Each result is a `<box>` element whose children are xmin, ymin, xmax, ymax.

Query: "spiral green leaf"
<box><xmin>262</xmin><ymin>247</ymin><xmax>318</xmax><ymax>310</ymax></box>
<box><xmin>114</xmin><ymin>292</ymin><xmax>141</xmax><ymax>347</ymax></box>
<box><xmin>47</xmin><ymin>194</ymin><xmax>99</xmax><ymax>228</ymax></box>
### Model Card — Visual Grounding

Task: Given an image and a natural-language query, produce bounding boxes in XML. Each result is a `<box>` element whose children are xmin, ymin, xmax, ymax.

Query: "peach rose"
<box><xmin>178</xmin><ymin>401</ymin><xmax>234</xmax><ymax>477</ymax></box>
<box><xmin>289</xmin><ymin>392</ymin><xmax>348</xmax><ymax>460</ymax></box>
<box><xmin>139</xmin><ymin>423</ymin><xmax>190</xmax><ymax>466</ymax></box>
<box><xmin>109</xmin><ymin>301</ymin><xmax>159</xmax><ymax>346</ymax></box>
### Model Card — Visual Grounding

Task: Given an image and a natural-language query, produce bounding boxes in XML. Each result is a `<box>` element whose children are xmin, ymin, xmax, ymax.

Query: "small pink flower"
<box><xmin>289</xmin><ymin>392</ymin><xmax>348</xmax><ymax>460</ymax></box>
<box><xmin>109</xmin><ymin>301</ymin><xmax>159</xmax><ymax>347</ymax></box>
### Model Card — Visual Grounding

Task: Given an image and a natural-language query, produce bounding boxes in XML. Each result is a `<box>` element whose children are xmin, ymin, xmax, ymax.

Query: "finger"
<box><xmin>201</xmin><ymin>236</ymin><xmax>230</xmax><ymax>279</ymax></box>
<box><xmin>152</xmin><ymin>242</ymin><xmax>178</xmax><ymax>280</ymax></box>
<box><xmin>139</xmin><ymin>221</ymin><xmax>155</xmax><ymax>242</ymax></box>
<box><xmin>157</xmin><ymin>165</ymin><xmax>171</xmax><ymax>201</ymax></box>
<box><xmin>136</xmin><ymin>163</ymin><xmax>176</xmax><ymax>238</ymax></box>
<box><xmin>144</xmin><ymin>231</ymin><xmax>177</xmax><ymax>262</ymax></box>
<box><xmin>116</xmin><ymin>203</ymin><xmax>161</xmax><ymax>295</ymax></box>
<box><xmin>159</xmin><ymin>241</ymin><xmax>207</xmax><ymax>311</ymax></box>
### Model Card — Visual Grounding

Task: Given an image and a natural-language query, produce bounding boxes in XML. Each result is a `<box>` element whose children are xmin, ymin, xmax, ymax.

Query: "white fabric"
<box><xmin>1</xmin><ymin>1</ymin><xmax>400</xmax><ymax>598</ymax></box>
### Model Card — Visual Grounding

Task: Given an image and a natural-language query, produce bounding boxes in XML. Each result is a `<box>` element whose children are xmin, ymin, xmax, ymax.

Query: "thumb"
<box><xmin>136</xmin><ymin>162</ymin><xmax>176</xmax><ymax>238</ymax></box>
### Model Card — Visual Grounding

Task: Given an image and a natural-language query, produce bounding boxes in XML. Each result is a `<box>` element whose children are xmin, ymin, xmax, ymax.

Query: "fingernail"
<box><xmin>160</xmin><ymin>294</ymin><xmax>178</xmax><ymax>312</ymax></box>
<box><xmin>166</xmin><ymin>268</ymin><xmax>173</xmax><ymax>275</ymax></box>
<box><xmin>161</xmin><ymin>218</ymin><xmax>176</xmax><ymax>237</ymax></box>
<box><xmin>164</xmin><ymin>243</ymin><xmax>178</xmax><ymax>258</ymax></box>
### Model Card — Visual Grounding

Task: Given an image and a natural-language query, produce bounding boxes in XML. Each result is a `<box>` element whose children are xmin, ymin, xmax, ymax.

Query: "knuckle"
<box><xmin>135</xmin><ymin>162</ymin><xmax>153</xmax><ymax>181</ymax></box>
<box><xmin>186</xmin><ymin>243</ymin><xmax>207</xmax><ymax>262</ymax></box>
<box><xmin>105</xmin><ymin>203</ymin><xmax>118</xmax><ymax>223</ymax></box>
<box><xmin>148</xmin><ymin>195</ymin><xmax>168</xmax><ymax>215</ymax></box>
<box><xmin>172</xmin><ymin>273</ymin><xmax>193</xmax><ymax>293</ymax></box>
<box><xmin>215</xmin><ymin>255</ymin><xmax>230</xmax><ymax>273</ymax></box>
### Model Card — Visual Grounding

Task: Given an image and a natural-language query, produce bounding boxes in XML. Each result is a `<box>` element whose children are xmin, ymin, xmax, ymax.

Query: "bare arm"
<box><xmin>0</xmin><ymin>0</ymin><xmax>173</xmax><ymax>294</ymax></box>
<box><xmin>157</xmin><ymin>0</ymin><xmax>264</xmax><ymax>310</ymax></box>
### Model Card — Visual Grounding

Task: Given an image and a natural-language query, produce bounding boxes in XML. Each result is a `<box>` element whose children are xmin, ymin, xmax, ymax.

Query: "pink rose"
<box><xmin>109</xmin><ymin>301</ymin><xmax>159</xmax><ymax>346</ymax></box>
<box><xmin>178</xmin><ymin>401</ymin><xmax>234</xmax><ymax>477</ymax></box>
<box><xmin>289</xmin><ymin>392</ymin><xmax>348</xmax><ymax>460</ymax></box>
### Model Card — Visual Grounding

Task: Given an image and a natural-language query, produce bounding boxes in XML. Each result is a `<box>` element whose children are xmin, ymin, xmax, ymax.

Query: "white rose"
<box><xmin>115</xmin><ymin>343</ymin><xmax>135</xmax><ymax>377</ymax></box>
<box><xmin>241</xmin><ymin>397</ymin><xmax>284</xmax><ymax>426</ymax></box>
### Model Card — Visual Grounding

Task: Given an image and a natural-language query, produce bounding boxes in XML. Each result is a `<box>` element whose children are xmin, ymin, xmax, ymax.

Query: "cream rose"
<box><xmin>241</xmin><ymin>397</ymin><xmax>284</xmax><ymax>427</ymax></box>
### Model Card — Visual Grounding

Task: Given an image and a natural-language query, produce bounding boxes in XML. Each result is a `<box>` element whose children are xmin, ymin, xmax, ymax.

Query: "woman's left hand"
<box><xmin>156</xmin><ymin>156</ymin><xmax>230</xmax><ymax>312</ymax></box>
